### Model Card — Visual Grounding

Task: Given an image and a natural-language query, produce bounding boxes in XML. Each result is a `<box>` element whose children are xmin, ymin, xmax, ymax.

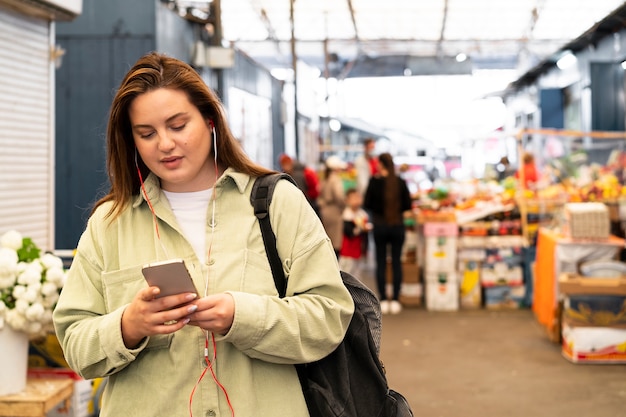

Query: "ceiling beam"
<box><xmin>437</xmin><ymin>0</ymin><xmax>450</xmax><ymax>57</ymax></box>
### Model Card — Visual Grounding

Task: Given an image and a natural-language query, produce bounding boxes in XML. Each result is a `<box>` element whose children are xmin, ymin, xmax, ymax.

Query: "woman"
<box><xmin>364</xmin><ymin>153</ymin><xmax>412</xmax><ymax>315</ymax></box>
<box><xmin>317</xmin><ymin>155</ymin><xmax>347</xmax><ymax>257</ymax></box>
<box><xmin>52</xmin><ymin>52</ymin><xmax>353</xmax><ymax>417</ymax></box>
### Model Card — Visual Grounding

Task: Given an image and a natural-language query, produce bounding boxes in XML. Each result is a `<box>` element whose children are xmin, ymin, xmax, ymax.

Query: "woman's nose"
<box><xmin>157</xmin><ymin>132</ymin><xmax>175</xmax><ymax>151</ymax></box>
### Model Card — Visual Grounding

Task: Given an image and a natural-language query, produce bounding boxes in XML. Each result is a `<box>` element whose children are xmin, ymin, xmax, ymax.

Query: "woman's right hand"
<box><xmin>121</xmin><ymin>287</ymin><xmax>198</xmax><ymax>348</ymax></box>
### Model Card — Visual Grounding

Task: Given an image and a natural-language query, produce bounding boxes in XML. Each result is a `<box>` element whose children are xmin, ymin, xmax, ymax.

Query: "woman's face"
<box><xmin>129</xmin><ymin>88</ymin><xmax>214</xmax><ymax>192</ymax></box>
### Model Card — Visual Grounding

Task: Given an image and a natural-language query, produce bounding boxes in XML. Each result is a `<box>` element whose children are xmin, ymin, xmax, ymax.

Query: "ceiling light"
<box><xmin>455</xmin><ymin>53</ymin><xmax>467</xmax><ymax>63</ymax></box>
<box><xmin>621</xmin><ymin>60</ymin><xmax>626</xmax><ymax>70</ymax></box>
<box><xmin>270</xmin><ymin>68</ymin><xmax>293</xmax><ymax>81</ymax></box>
<box><xmin>329</xmin><ymin>119</ymin><xmax>342</xmax><ymax>132</ymax></box>
<box><xmin>556</xmin><ymin>52</ymin><xmax>577</xmax><ymax>70</ymax></box>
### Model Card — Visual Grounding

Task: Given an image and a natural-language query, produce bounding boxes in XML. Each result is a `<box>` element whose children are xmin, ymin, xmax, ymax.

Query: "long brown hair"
<box><xmin>94</xmin><ymin>52</ymin><xmax>273</xmax><ymax>218</ymax></box>
<box><xmin>378</xmin><ymin>152</ymin><xmax>402</xmax><ymax>225</ymax></box>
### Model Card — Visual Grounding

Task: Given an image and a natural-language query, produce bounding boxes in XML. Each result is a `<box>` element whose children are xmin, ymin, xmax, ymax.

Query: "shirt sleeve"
<box><xmin>52</xmin><ymin>215</ymin><xmax>148</xmax><ymax>379</ymax></box>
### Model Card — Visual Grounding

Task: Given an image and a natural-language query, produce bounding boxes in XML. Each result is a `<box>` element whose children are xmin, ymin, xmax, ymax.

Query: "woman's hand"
<box><xmin>121</xmin><ymin>286</ymin><xmax>199</xmax><ymax>348</ymax></box>
<box><xmin>186</xmin><ymin>293</ymin><xmax>235</xmax><ymax>335</ymax></box>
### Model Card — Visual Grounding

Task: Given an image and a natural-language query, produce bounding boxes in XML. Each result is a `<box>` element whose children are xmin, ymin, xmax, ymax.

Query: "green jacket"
<box><xmin>53</xmin><ymin>169</ymin><xmax>354</xmax><ymax>417</ymax></box>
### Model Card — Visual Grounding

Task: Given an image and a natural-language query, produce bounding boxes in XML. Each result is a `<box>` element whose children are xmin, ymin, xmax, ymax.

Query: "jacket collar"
<box><xmin>132</xmin><ymin>168</ymin><xmax>252</xmax><ymax>208</ymax></box>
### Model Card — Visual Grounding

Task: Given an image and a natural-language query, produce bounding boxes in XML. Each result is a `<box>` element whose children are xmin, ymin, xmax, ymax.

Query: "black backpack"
<box><xmin>251</xmin><ymin>173</ymin><xmax>414</xmax><ymax>417</ymax></box>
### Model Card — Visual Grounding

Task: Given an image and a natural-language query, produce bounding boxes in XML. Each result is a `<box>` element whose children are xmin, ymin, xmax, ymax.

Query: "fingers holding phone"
<box><xmin>186</xmin><ymin>292</ymin><xmax>235</xmax><ymax>335</ymax></box>
<box><xmin>122</xmin><ymin>287</ymin><xmax>198</xmax><ymax>348</ymax></box>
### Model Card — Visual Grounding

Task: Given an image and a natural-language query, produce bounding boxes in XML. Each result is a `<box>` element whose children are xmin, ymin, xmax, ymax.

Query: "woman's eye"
<box><xmin>171</xmin><ymin>124</ymin><xmax>186</xmax><ymax>131</ymax></box>
<box><xmin>138</xmin><ymin>131</ymin><xmax>155</xmax><ymax>139</ymax></box>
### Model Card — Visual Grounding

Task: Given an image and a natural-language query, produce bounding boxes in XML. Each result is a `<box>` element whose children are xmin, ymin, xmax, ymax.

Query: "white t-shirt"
<box><xmin>162</xmin><ymin>188</ymin><xmax>213</xmax><ymax>262</ymax></box>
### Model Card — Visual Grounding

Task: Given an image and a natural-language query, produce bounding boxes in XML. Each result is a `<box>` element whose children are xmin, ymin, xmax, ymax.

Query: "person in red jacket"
<box><xmin>279</xmin><ymin>154</ymin><xmax>320</xmax><ymax>214</ymax></box>
<box><xmin>339</xmin><ymin>188</ymin><xmax>372</xmax><ymax>276</ymax></box>
<box><xmin>515</xmin><ymin>152</ymin><xmax>539</xmax><ymax>189</ymax></box>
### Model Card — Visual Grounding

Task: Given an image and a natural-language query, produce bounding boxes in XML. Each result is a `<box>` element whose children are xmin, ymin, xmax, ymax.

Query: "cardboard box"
<box><xmin>481</xmin><ymin>264</ymin><xmax>523</xmax><ymax>286</ymax></box>
<box><xmin>386</xmin><ymin>261</ymin><xmax>422</xmax><ymax>306</ymax></box>
<box><xmin>484</xmin><ymin>284</ymin><xmax>525</xmax><ymax>310</ymax></box>
<box><xmin>29</xmin><ymin>334</ymin><xmax>70</xmax><ymax>368</ymax></box>
<box><xmin>399</xmin><ymin>282</ymin><xmax>423</xmax><ymax>307</ymax></box>
<box><xmin>27</xmin><ymin>368</ymin><xmax>95</xmax><ymax>417</ymax></box>
<box><xmin>558</xmin><ymin>273</ymin><xmax>626</xmax><ymax>296</ymax></box>
<box><xmin>559</xmin><ymin>273</ymin><xmax>626</xmax><ymax>327</ymax></box>
<box><xmin>561</xmin><ymin>324</ymin><xmax>626</xmax><ymax>364</ymax></box>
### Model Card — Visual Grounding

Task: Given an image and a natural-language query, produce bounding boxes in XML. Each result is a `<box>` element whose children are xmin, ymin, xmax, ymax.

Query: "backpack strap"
<box><xmin>251</xmin><ymin>173</ymin><xmax>297</xmax><ymax>298</ymax></box>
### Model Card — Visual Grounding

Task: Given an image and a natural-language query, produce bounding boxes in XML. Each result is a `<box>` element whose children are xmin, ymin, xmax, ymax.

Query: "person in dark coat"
<box><xmin>364</xmin><ymin>153</ymin><xmax>412</xmax><ymax>314</ymax></box>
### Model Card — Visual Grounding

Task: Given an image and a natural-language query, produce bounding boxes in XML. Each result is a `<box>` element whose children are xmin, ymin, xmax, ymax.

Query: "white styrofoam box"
<box><xmin>425</xmin><ymin>271</ymin><xmax>459</xmax><ymax>311</ymax></box>
<box><xmin>562</xmin><ymin>324</ymin><xmax>626</xmax><ymax>364</ymax></box>
<box><xmin>458</xmin><ymin>236</ymin><xmax>487</xmax><ymax>248</ymax></box>
<box><xmin>384</xmin><ymin>282</ymin><xmax>424</xmax><ymax>305</ymax></box>
<box><xmin>457</xmin><ymin>248</ymin><xmax>486</xmax><ymax>261</ymax></box>
<box><xmin>425</xmin><ymin>236</ymin><xmax>457</xmax><ymax>272</ymax></box>
<box><xmin>484</xmin><ymin>235</ymin><xmax>525</xmax><ymax>248</ymax></box>
<box><xmin>484</xmin><ymin>284</ymin><xmax>525</xmax><ymax>309</ymax></box>
<box><xmin>481</xmin><ymin>264</ymin><xmax>523</xmax><ymax>286</ymax></box>
<box><xmin>404</xmin><ymin>229</ymin><xmax>418</xmax><ymax>250</ymax></box>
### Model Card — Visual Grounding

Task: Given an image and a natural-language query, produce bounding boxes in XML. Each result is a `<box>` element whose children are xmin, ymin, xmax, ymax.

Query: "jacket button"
<box><xmin>208</xmin><ymin>258</ymin><xmax>215</xmax><ymax>265</ymax></box>
<box><xmin>206</xmin><ymin>410</ymin><xmax>216</xmax><ymax>417</ymax></box>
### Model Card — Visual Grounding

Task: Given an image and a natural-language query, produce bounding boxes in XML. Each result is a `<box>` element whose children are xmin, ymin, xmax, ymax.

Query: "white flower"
<box><xmin>40</xmin><ymin>253</ymin><xmax>63</xmax><ymax>270</ymax></box>
<box><xmin>6</xmin><ymin>309</ymin><xmax>27</xmax><ymax>331</ymax></box>
<box><xmin>0</xmin><ymin>248</ymin><xmax>18</xmax><ymax>289</ymax></box>
<box><xmin>25</xmin><ymin>320</ymin><xmax>43</xmax><ymax>335</ymax></box>
<box><xmin>14</xmin><ymin>297</ymin><xmax>30</xmax><ymax>313</ymax></box>
<box><xmin>25</xmin><ymin>302</ymin><xmax>45</xmax><ymax>321</ymax></box>
<box><xmin>0</xmin><ymin>274</ymin><xmax>16</xmax><ymax>290</ymax></box>
<box><xmin>22</xmin><ymin>285</ymin><xmax>41</xmax><ymax>304</ymax></box>
<box><xmin>45</xmin><ymin>266</ymin><xmax>66</xmax><ymax>288</ymax></box>
<box><xmin>42</xmin><ymin>292</ymin><xmax>59</xmax><ymax>308</ymax></box>
<box><xmin>0</xmin><ymin>231</ymin><xmax>66</xmax><ymax>338</ymax></box>
<box><xmin>41</xmin><ymin>281</ymin><xmax>59</xmax><ymax>297</ymax></box>
<box><xmin>1</xmin><ymin>230</ymin><xmax>22</xmax><ymax>250</ymax></box>
<box><xmin>18</xmin><ymin>263</ymin><xmax>43</xmax><ymax>286</ymax></box>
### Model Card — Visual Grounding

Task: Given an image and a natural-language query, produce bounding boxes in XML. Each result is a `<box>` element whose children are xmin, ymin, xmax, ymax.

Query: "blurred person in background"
<box><xmin>354</xmin><ymin>138</ymin><xmax>379</xmax><ymax>262</ymax></box>
<box><xmin>339</xmin><ymin>188</ymin><xmax>372</xmax><ymax>276</ymax></box>
<box><xmin>364</xmin><ymin>153</ymin><xmax>412</xmax><ymax>314</ymax></box>
<box><xmin>318</xmin><ymin>155</ymin><xmax>347</xmax><ymax>258</ymax></box>
<box><xmin>354</xmin><ymin>137</ymin><xmax>379</xmax><ymax>194</ymax></box>
<box><xmin>516</xmin><ymin>152</ymin><xmax>539</xmax><ymax>189</ymax></box>
<box><xmin>279</xmin><ymin>153</ymin><xmax>320</xmax><ymax>215</ymax></box>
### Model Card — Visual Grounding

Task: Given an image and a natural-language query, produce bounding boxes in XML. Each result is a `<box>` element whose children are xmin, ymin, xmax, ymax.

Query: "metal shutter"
<box><xmin>0</xmin><ymin>5</ymin><xmax>53</xmax><ymax>250</ymax></box>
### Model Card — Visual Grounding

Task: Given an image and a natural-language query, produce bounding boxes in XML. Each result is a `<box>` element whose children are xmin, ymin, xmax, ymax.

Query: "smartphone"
<box><xmin>141</xmin><ymin>258</ymin><xmax>198</xmax><ymax>298</ymax></box>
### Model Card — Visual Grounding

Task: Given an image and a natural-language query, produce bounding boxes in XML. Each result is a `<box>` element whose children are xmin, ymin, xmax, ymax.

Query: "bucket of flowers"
<box><xmin>0</xmin><ymin>230</ymin><xmax>67</xmax><ymax>395</ymax></box>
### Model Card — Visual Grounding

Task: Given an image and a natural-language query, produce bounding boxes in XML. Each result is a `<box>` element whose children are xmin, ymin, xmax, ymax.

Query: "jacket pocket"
<box><xmin>101</xmin><ymin>265</ymin><xmax>146</xmax><ymax>312</ymax></box>
<box><xmin>241</xmin><ymin>249</ymin><xmax>283</xmax><ymax>296</ymax></box>
<box><xmin>101</xmin><ymin>265</ymin><xmax>172</xmax><ymax>349</ymax></box>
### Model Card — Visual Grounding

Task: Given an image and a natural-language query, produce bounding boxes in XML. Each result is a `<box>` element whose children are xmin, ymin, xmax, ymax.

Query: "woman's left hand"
<box><xmin>186</xmin><ymin>293</ymin><xmax>235</xmax><ymax>335</ymax></box>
